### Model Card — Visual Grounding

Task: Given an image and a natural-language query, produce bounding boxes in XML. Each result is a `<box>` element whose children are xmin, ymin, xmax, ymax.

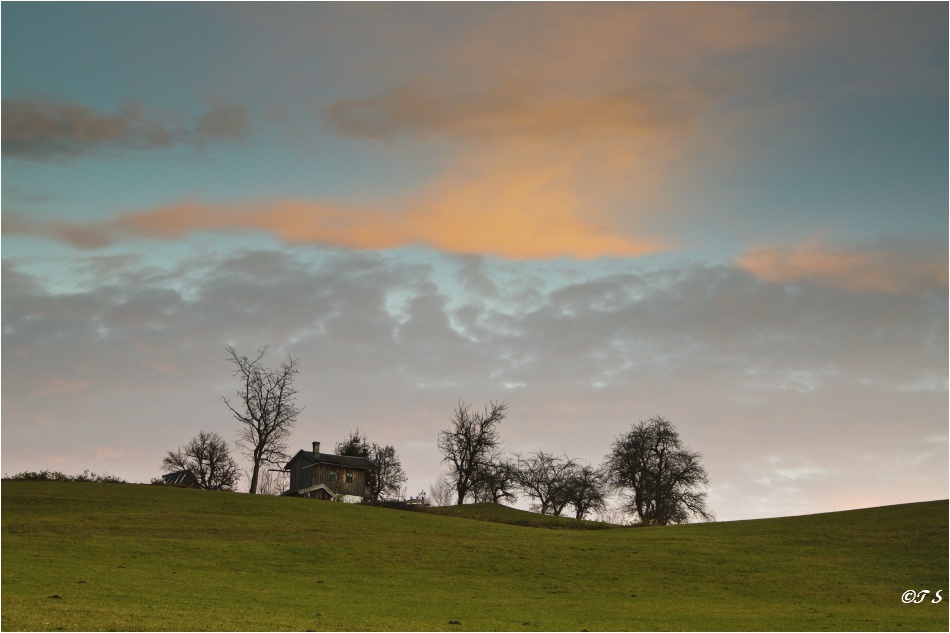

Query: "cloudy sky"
<box><xmin>2</xmin><ymin>3</ymin><xmax>946</xmax><ymax>521</ymax></box>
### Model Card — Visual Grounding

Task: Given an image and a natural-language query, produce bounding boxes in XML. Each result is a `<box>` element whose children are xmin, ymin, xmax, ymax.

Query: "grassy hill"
<box><xmin>422</xmin><ymin>502</ymin><xmax>618</xmax><ymax>530</ymax></box>
<box><xmin>2</xmin><ymin>482</ymin><xmax>946</xmax><ymax>631</ymax></box>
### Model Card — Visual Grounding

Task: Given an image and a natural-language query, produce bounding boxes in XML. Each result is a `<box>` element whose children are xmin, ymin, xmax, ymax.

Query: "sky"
<box><xmin>2</xmin><ymin>3</ymin><xmax>946</xmax><ymax>521</ymax></box>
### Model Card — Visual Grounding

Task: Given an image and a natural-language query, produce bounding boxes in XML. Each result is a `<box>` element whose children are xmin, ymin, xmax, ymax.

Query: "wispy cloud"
<box><xmin>32</xmin><ymin>378</ymin><xmax>92</xmax><ymax>398</ymax></box>
<box><xmin>2</xmin><ymin>97</ymin><xmax>251</xmax><ymax>161</ymax></box>
<box><xmin>737</xmin><ymin>236</ymin><xmax>948</xmax><ymax>294</ymax></box>
<box><xmin>324</xmin><ymin>78</ymin><xmax>725</xmax><ymax>142</ymax></box>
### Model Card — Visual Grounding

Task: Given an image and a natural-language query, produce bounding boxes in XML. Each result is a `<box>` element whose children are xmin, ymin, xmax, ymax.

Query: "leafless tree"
<box><xmin>162</xmin><ymin>430</ymin><xmax>241</xmax><ymax>491</ymax></box>
<box><xmin>562</xmin><ymin>463</ymin><xmax>608</xmax><ymax>520</ymax></box>
<box><xmin>514</xmin><ymin>451</ymin><xmax>577</xmax><ymax>516</ymax></box>
<box><xmin>428</xmin><ymin>474</ymin><xmax>454</xmax><ymax>507</ymax></box>
<box><xmin>369</xmin><ymin>444</ymin><xmax>408</xmax><ymax>503</ymax></box>
<box><xmin>223</xmin><ymin>346</ymin><xmax>302</xmax><ymax>494</ymax></box>
<box><xmin>604</xmin><ymin>416</ymin><xmax>714</xmax><ymax>526</ymax></box>
<box><xmin>255</xmin><ymin>468</ymin><xmax>289</xmax><ymax>496</ymax></box>
<box><xmin>437</xmin><ymin>400</ymin><xmax>507</xmax><ymax>504</ymax></box>
<box><xmin>472</xmin><ymin>458</ymin><xmax>518</xmax><ymax>504</ymax></box>
<box><xmin>593</xmin><ymin>503</ymin><xmax>633</xmax><ymax>526</ymax></box>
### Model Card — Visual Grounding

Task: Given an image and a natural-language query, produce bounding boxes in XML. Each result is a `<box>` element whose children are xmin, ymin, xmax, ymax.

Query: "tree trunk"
<box><xmin>248</xmin><ymin>460</ymin><xmax>260</xmax><ymax>494</ymax></box>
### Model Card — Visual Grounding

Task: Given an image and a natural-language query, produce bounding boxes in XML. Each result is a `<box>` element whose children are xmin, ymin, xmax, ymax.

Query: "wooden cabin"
<box><xmin>284</xmin><ymin>441</ymin><xmax>375</xmax><ymax>501</ymax></box>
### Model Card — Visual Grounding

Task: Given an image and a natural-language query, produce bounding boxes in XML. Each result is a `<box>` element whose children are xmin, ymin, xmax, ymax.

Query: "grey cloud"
<box><xmin>453</xmin><ymin>255</ymin><xmax>500</xmax><ymax>299</ymax></box>
<box><xmin>1</xmin><ymin>213</ymin><xmax>118</xmax><ymax>249</ymax></box>
<box><xmin>196</xmin><ymin>102</ymin><xmax>252</xmax><ymax>141</ymax></box>
<box><xmin>2</xmin><ymin>249</ymin><xmax>945</xmax><ymax>519</ymax></box>
<box><xmin>2</xmin><ymin>97</ymin><xmax>251</xmax><ymax>161</ymax></box>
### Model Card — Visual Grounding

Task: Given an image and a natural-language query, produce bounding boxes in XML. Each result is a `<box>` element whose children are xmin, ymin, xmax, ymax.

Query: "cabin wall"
<box><xmin>288</xmin><ymin>458</ymin><xmax>314</xmax><ymax>492</ymax></box>
<box><xmin>311</xmin><ymin>463</ymin><xmax>368</xmax><ymax>497</ymax></box>
<box><xmin>302</xmin><ymin>488</ymin><xmax>334</xmax><ymax>501</ymax></box>
<box><xmin>288</xmin><ymin>457</ymin><xmax>370</xmax><ymax>498</ymax></box>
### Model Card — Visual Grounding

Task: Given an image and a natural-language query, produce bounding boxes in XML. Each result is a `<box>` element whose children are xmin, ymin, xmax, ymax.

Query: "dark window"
<box><xmin>329</xmin><ymin>471</ymin><xmax>337</xmax><ymax>482</ymax></box>
<box><xmin>346</xmin><ymin>472</ymin><xmax>354</xmax><ymax>484</ymax></box>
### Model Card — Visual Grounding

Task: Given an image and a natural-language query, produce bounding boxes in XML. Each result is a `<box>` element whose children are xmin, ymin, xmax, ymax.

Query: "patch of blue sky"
<box><xmin>717</xmin><ymin>94</ymin><xmax>948</xmax><ymax>244</ymax></box>
<box><xmin>3</xmin><ymin>133</ymin><xmax>450</xmax><ymax>231</ymax></box>
<box><xmin>5</xmin><ymin>232</ymin><xmax>269</xmax><ymax>297</ymax></box>
<box><xmin>2</xmin><ymin>4</ymin><xmax>241</xmax><ymax>107</ymax></box>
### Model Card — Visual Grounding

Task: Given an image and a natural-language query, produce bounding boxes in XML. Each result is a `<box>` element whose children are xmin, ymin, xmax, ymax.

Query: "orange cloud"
<box><xmin>324</xmin><ymin>78</ymin><xmax>725</xmax><ymax>143</ymax></box>
<box><xmin>4</xmin><ymin>194</ymin><xmax>664</xmax><ymax>260</ymax></box>
<box><xmin>433</xmin><ymin>4</ymin><xmax>803</xmax><ymax>89</ymax></box>
<box><xmin>319</xmin><ymin>7</ymin><xmax>770</xmax><ymax>263</ymax></box>
<box><xmin>412</xmin><ymin>139</ymin><xmax>670</xmax><ymax>259</ymax></box>
<box><xmin>737</xmin><ymin>237</ymin><xmax>948</xmax><ymax>294</ymax></box>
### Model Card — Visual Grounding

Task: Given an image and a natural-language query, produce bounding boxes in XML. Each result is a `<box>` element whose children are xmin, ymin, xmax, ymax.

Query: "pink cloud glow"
<box><xmin>737</xmin><ymin>237</ymin><xmax>948</xmax><ymax>294</ymax></box>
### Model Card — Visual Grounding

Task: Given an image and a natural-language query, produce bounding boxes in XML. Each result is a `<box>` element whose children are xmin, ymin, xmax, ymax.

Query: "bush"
<box><xmin>377</xmin><ymin>500</ymin><xmax>429</xmax><ymax>512</ymax></box>
<box><xmin>4</xmin><ymin>470</ymin><xmax>127</xmax><ymax>484</ymax></box>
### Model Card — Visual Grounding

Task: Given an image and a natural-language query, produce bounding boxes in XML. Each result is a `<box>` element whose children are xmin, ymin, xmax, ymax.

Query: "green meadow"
<box><xmin>2</xmin><ymin>482</ymin><xmax>946</xmax><ymax>631</ymax></box>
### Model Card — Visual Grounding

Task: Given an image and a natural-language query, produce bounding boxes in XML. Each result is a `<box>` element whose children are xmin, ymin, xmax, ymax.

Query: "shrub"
<box><xmin>4</xmin><ymin>470</ymin><xmax>127</xmax><ymax>484</ymax></box>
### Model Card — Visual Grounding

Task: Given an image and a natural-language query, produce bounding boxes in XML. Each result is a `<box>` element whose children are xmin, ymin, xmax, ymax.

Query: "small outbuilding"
<box><xmin>161</xmin><ymin>470</ymin><xmax>201</xmax><ymax>488</ymax></box>
<box><xmin>284</xmin><ymin>441</ymin><xmax>375</xmax><ymax>501</ymax></box>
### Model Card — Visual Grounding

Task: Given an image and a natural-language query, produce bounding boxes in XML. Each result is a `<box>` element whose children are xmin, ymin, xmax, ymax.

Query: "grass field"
<box><xmin>2</xmin><ymin>482</ymin><xmax>947</xmax><ymax>631</ymax></box>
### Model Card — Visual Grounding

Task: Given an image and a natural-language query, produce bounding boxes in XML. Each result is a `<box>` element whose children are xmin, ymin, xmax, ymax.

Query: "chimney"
<box><xmin>312</xmin><ymin>441</ymin><xmax>320</xmax><ymax>458</ymax></box>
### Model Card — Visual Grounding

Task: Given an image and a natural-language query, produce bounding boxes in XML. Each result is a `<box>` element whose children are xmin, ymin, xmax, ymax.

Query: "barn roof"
<box><xmin>284</xmin><ymin>449</ymin><xmax>375</xmax><ymax>471</ymax></box>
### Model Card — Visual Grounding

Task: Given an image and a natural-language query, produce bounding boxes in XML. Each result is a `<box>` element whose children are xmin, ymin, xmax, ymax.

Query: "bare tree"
<box><xmin>472</xmin><ymin>458</ymin><xmax>518</xmax><ymax>505</ymax></box>
<box><xmin>223</xmin><ymin>346</ymin><xmax>302</xmax><ymax>494</ymax></box>
<box><xmin>437</xmin><ymin>400</ymin><xmax>507</xmax><ymax>504</ymax></box>
<box><xmin>604</xmin><ymin>416</ymin><xmax>714</xmax><ymax>526</ymax></box>
<box><xmin>255</xmin><ymin>468</ymin><xmax>289</xmax><ymax>496</ymax></box>
<box><xmin>369</xmin><ymin>444</ymin><xmax>408</xmax><ymax>503</ymax></box>
<box><xmin>162</xmin><ymin>430</ymin><xmax>241</xmax><ymax>491</ymax></box>
<box><xmin>562</xmin><ymin>464</ymin><xmax>608</xmax><ymax>520</ymax></box>
<box><xmin>514</xmin><ymin>451</ymin><xmax>577</xmax><ymax>516</ymax></box>
<box><xmin>428</xmin><ymin>474</ymin><xmax>454</xmax><ymax>507</ymax></box>
<box><xmin>593</xmin><ymin>504</ymin><xmax>633</xmax><ymax>526</ymax></box>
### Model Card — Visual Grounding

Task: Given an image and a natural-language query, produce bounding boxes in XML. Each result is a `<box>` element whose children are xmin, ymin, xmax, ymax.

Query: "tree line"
<box><xmin>434</xmin><ymin>400</ymin><xmax>714</xmax><ymax>526</ymax></box>
<box><xmin>159</xmin><ymin>347</ymin><xmax>713</xmax><ymax>525</ymax></box>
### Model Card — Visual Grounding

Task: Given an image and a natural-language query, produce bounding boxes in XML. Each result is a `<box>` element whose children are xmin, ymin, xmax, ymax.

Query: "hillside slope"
<box><xmin>422</xmin><ymin>502</ymin><xmax>618</xmax><ymax>529</ymax></box>
<box><xmin>2</xmin><ymin>482</ymin><xmax>946</xmax><ymax>631</ymax></box>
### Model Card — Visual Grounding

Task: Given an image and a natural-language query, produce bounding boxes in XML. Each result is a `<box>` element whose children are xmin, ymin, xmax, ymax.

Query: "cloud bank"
<box><xmin>2</xmin><ymin>247</ymin><xmax>945</xmax><ymax>520</ymax></box>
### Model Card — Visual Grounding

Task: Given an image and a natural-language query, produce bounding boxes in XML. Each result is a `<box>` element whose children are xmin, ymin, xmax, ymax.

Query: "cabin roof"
<box><xmin>284</xmin><ymin>449</ymin><xmax>375</xmax><ymax>471</ymax></box>
<box><xmin>162</xmin><ymin>470</ymin><xmax>198</xmax><ymax>485</ymax></box>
